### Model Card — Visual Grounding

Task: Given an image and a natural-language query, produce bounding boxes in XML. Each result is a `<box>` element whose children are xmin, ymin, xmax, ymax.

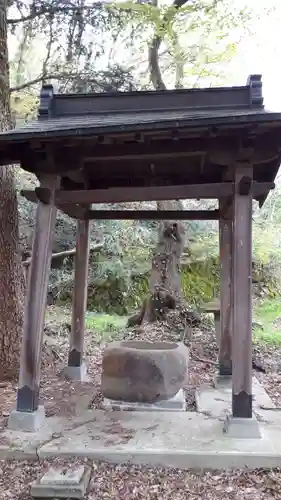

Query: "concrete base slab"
<box><xmin>31</xmin><ymin>465</ymin><xmax>91</xmax><ymax>498</ymax></box>
<box><xmin>63</xmin><ymin>362</ymin><xmax>91</xmax><ymax>382</ymax></box>
<box><xmin>196</xmin><ymin>376</ymin><xmax>275</xmax><ymax>422</ymax></box>
<box><xmin>2</xmin><ymin>382</ymin><xmax>281</xmax><ymax>471</ymax></box>
<box><xmin>103</xmin><ymin>389</ymin><xmax>186</xmax><ymax>412</ymax></box>
<box><xmin>36</xmin><ymin>408</ymin><xmax>281</xmax><ymax>470</ymax></box>
<box><xmin>8</xmin><ymin>405</ymin><xmax>45</xmax><ymax>433</ymax></box>
<box><xmin>223</xmin><ymin>415</ymin><xmax>262</xmax><ymax>439</ymax></box>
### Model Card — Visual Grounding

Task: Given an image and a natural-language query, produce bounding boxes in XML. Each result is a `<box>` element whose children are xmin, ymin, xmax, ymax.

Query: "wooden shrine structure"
<box><xmin>1</xmin><ymin>74</ymin><xmax>281</xmax><ymax>425</ymax></box>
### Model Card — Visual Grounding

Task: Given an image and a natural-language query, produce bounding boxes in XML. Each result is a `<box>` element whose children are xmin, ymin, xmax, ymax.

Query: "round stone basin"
<box><xmin>101</xmin><ymin>340</ymin><xmax>189</xmax><ymax>404</ymax></box>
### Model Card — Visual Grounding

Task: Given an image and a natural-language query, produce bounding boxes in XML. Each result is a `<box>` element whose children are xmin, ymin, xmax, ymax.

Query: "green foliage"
<box><xmin>181</xmin><ymin>258</ymin><xmax>219</xmax><ymax>306</ymax></box>
<box><xmin>85</xmin><ymin>312</ymin><xmax>127</xmax><ymax>334</ymax></box>
<box><xmin>253</xmin><ymin>298</ymin><xmax>281</xmax><ymax>346</ymax></box>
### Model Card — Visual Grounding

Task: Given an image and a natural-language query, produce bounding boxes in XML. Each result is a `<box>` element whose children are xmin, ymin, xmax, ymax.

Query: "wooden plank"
<box><xmin>21</xmin><ymin>181</ymin><xmax>275</xmax><ymax>207</ymax></box>
<box><xmin>16</xmin><ymin>174</ymin><xmax>59</xmax><ymax>413</ymax></box>
<box><xmin>219</xmin><ymin>199</ymin><xmax>232</xmax><ymax>376</ymax></box>
<box><xmin>232</xmin><ymin>164</ymin><xmax>253</xmax><ymax>418</ymax></box>
<box><xmin>67</xmin><ymin>219</ymin><xmax>90</xmax><ymax>368</ymax></box>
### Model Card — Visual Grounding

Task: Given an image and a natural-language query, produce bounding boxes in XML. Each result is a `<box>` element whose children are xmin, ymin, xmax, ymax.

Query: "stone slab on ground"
<box><xmin>31</xmin><ymin>465</ymin><xmax>91</xmax><ymax>498</ymax></box>
<box><xmin>103</xmin><ymin>388</ymin><xmax>186</xmax><ymax>412</ymax></box>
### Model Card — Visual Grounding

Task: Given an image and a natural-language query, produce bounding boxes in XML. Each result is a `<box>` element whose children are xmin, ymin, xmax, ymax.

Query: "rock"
<box><xmin>252</xmin><ymin>321</ymin><xmax>263</xmax><ymax>330</ymax></box>
<box><xmin>101</xmin><ymin>340</ymin><xmax>189</xmax><ymax>403</ymax></box>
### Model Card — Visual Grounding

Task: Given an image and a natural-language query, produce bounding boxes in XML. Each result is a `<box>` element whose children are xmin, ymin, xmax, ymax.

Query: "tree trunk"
<box><xmin>0</xmin><ymin>0</ymin><xmax>25</xmax><ymax>380</ymax></box>
<box><xmin>127</xmin><ymin>201</ymin><xmax>200</xmax><ymax>328</ymax></box>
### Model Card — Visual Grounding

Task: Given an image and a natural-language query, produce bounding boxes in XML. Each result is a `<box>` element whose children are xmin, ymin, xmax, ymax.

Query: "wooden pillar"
<box><xmin>67</xmin><ymin>219</ymin><xmax>90</xmax><ymax>368</ymax></box>
<box><xmin>218</xmin><ymin>199</ymin><xmax>232</xmax><ymax>376</ymax></box>
<box><xmin>17</xmin><ymin>175</ymin><xmax>59</xmax><ymax>412</ymax></box>
<box><xmin>232</xmin><ymin>164</ymin><xmax>253</xmax><ymax>418</ymax></box>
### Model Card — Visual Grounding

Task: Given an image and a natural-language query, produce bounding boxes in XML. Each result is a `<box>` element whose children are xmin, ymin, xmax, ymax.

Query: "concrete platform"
<box><xmin>1</xmin><ymin>378</ymin><xmax>281</xmax><ymax>470</ymax></box>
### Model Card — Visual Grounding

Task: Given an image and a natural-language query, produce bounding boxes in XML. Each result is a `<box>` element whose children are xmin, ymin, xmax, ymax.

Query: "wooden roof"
<box><xmin>1</xmin><ymin>74</ymin><xmax>281</xmax><ymax>205</ymax></box>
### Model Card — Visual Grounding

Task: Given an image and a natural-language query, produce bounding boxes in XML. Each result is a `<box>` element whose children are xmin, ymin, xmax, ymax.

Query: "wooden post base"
<box><xmin>218</xmin><ymin>360</ymin><xmax>232</xmax><ymax>377</ymax></box>
<box><xmin>16</xmin><ymin>385</ymin><xmax>39</xmax><ymax>413</ymax></box>
<box><xmin>67</xmin><ymin>348</ymin><xmax>83</xmax><ymax>367</ymax></box>
<box><xmin>232</xmin><ymin>392</ymin><xmax>253</xmax><ymax>419</ymax></box>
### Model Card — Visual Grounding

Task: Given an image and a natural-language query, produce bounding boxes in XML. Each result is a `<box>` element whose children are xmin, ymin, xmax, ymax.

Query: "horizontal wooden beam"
<box><xmin>20</xmin><ymin>190</ymin><xmax>220</xmax><ymax>219</ymax></box>
<box><xmin>57</xmin><ymin>184</ymin><xmax>233</xmax><ymax>203</ymax></box>
<box><xmin>20</xmin><ymin>181</ymin><xmax>274</xmax><ymax>207</ymax></box>
<box><xmin>56</xmin><ymin>138</ymin><xmax>228</xmax><ymax>162</ymax></box>
<box><xmin>84</xmin><ymin>210</ymin><xmax>220</xmax><ymax>221</ymax></box>
<box><xmin>51</xmin><ymin>136</ymin><xmax>281</xmax><ymax>164</ymax></box>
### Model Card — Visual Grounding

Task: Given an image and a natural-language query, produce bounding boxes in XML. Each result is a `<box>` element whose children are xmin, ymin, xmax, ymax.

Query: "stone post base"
<box><xmin>8</xmin><ymin>405</ymin><xmax>45</xmax><ymax>432</ymax></box>
<box><xmin>62</xmin><ymin>362</ymin><xmax>90</xmax><ymax>382</ymax></box>
<box><xmin>223</xmin><ymin>415</ymin><xmax>262</xmax><ymax>439</ymax></box>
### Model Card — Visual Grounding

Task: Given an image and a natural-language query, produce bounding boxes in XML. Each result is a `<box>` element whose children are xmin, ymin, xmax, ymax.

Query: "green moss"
<box><xmin>181</xmin><ymin>257</ymin><xmax>219</xmax><ymax>306</ymax></box>
<box><xmin>84</xmin><ymin>257</ymin><xmax>220</xmax><ymax>314</ymax></box>
<box><xmin>56</xmin><ymin>254</ymin><xmax>280</xmax><ymax>316</ymax></box>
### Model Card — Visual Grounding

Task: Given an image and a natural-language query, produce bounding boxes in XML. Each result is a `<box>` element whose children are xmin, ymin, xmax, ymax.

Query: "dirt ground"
<box><xmin>1</xmin><ymin>308</ymin><xmax>281</xmax><ymax>499</ymax></box>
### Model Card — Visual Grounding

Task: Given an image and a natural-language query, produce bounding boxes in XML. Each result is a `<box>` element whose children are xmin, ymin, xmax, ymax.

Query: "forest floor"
<box><xmin>1</xmin><ymin>299</ymin><xmax>281</xmax><ymax>499</ymax></box>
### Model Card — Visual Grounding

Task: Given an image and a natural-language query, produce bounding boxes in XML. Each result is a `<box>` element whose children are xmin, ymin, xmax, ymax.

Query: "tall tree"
<box><xmin>0</xmin><ymin>0</ymin><xmax>25</xmax><ymax>380</ymax></box>
<box><xmin>127</xmin><ymin>0</ymin><xmax>250</xmax><ymax>327</ymax></box>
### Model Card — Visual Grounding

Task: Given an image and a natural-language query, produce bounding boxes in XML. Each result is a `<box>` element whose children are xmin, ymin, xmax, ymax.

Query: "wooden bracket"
<box><xmin>237</xmin><ymin>176</ymin><xmax>252</xmax><ymax>196</ymax></box>
<box><xmin>35</xmin><ymin>187</ymin><xmax>52</xmax><ymax>204</ymax></box>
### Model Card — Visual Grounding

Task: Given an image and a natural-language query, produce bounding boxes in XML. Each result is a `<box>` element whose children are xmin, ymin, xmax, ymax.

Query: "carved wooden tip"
<box><xmin>247</xmin><ymin>74</ymin><xmax>263</xmax><ymax>107</ymax></box>
<box><xmin>38</xmin><ymin>84</ymin><xmax>54</xmax><ymax>119</ymax></box>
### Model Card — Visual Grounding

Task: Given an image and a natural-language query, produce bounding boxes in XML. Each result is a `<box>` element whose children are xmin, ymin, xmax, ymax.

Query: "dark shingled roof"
<box><xmin>1</xmin><ymin>108</ymin><xmax>281</xmax><ymax>142</ymax></box>
<box><xmin>0</xmin><ymin>73</ymin><xmax>281</xmax><ymax>144</ymax></box>
<box><xmin>0</xmin><ymin>74</ymin><xmax>281</xmax><ymax>207</ymax></box>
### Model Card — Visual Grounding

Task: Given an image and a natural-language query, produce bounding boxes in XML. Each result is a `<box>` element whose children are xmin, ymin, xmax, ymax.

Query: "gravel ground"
<box><xmin>1</xmin><ymin>308</ymin><xmax>281</xmax><ymax>499</ymax></box>
<box><xmin>1</xmin><ymin>458</ymin><xmax>281</xmax><ymax>499</ymax></box>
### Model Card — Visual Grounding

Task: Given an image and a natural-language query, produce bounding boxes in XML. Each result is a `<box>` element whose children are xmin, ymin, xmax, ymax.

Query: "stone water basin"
<box><xmin>101</xmin><ymin>340</ymin><xmax>189</xmax><ymax>403</ymax></box>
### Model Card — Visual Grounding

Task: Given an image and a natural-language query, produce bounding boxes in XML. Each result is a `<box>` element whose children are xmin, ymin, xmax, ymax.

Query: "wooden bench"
<box><xmin>200</xmin><ymin>299</ymin><xmax>220</xmax><ymax>347</ymax></box>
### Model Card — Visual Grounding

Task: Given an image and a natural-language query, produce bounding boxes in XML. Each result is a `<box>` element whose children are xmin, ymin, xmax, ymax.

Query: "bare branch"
<box><xmin>7</xmin><ymin>4</ymin><xmax>102</xmax><ymax>25</ymax></box>
<box><xmin>10</xmin><ymin>71</ymin><xmax>102</xmax><ymax>92</ymax></box>
<box><xmin>22</xmin><ymin>242</ymin><xmax>104</xmax><ymax>268</ymax></box>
